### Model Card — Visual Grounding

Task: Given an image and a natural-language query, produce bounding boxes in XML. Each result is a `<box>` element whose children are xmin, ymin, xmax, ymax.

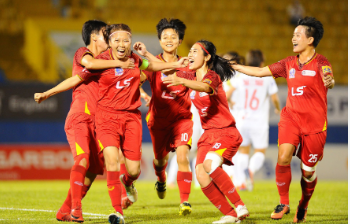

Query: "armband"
<box><xmin>139</xmin><ymin>59</ymin><xmax>149</xmax><ymax>70</ymax></box>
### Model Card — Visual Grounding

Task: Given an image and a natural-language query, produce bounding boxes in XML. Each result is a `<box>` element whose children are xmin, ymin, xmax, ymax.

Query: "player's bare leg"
<box><xmin>247</xmin><ymin>148</ymin><xmax>266</xmax><ymax>191</ymax></box>
<box><xmin>234</xmin><ymin>145</ymin><xmax>250</xmax><ymax>191</ymax></box>
<box><xmin>153</xmin><ymin>154</ymin><xmax>169</xmax><ymax>199</ymax></box>
<box><xmin>271</xmin><ymin>143</ymin><xmax>294</xmax><ymax>220</ymax></box>
<box><xmin>176</xmin><ymin>145</ymin><xmax>192</xmax><ymax>216</ymax></box>
<box><xmin>121</xmin><ymin>158</ymin><xmax>141</xmax><ymax>203</ymax></box>
<box><xmin>103</xmin><ymin>146</ymin><xmax>124</xmax><ymax>224</ymax></box>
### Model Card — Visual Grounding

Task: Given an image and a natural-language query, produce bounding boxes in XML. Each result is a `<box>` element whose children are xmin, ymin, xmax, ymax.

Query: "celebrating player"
<box><xmin>79</xmin><ymin>23</ymin><xmax>188</xmax><ymax>224</ymax></box>
<box><xmin>232</xmin><ymin>17</ymin><xmax>334</xmax><ymax>222</ymax></box>
<box><xmin>34</xmin><ymin>20</ymin><xmax>133</xmax><ymax>222</ymax></box>
<box><xmin>134</xmin><ymin>18</ymin><xmax>194</xmax><ymax>215</ymax></box>
<box><xmin>163</xmin><ymin>40</ymin><xmax>249</xmax><ymax>224</ymax></box>
<box><xmin>225</xmin><ymin>50</ymin><xmax>281</xmax><ymax>191</ymax></box>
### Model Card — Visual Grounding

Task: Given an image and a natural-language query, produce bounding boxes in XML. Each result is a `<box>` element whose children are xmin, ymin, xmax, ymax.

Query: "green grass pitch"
<box><xmin>0</xmin><ymin>180</ymin><xmax>347</xmax><ymax>223</ymax></box>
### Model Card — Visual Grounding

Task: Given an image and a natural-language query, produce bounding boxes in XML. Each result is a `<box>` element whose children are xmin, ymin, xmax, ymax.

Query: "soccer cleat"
<box><xmin>271</xmin><ymin>204</ymin><xmax>290</xmax><ymax>220</ymax></box>
<box><xmin>236</xmin><ymin>205</ymin><xmax>249</xmax><ymax>220</ymax></box>
<box><xmin>56</xmin><ymin>208</ymin><xmax>72</xmax><ymax>222</ymax></box>
<box><xmin>71</xmin><ymin>206</ymin><xmax>84</xmax><ymax>223</ymax></box>
<box><xmin>120</xmin><ymin>174</ymin><xmax>138</xmax><ymax>203</ymax></box>
<box><xmin>293</xmin><ymin>206</ymin><xmax>307</xmax><ymax>223</ymax></box>
<box><xmin>108</xmin><ymin>212</ymin><xmax>125</xmax><ymax>224</ymax></box>
<box><xmin>212</xmin><ymin>215</ymin><xmax>241</xmax><ymax>223</ymax></box>
<box><xmin>155</xmin><ymin>180</ymin><xmax>166</xmax><ymax>199</ymax></box>
<box><xmin>179</xmin><ymin>201</ymin><xmax>192</xmax><ymax>216</ymax></box>
<box><xmin>121</xmin><ymin>196</ymin><xmax>133</xmax><ymax>210</ymax></box>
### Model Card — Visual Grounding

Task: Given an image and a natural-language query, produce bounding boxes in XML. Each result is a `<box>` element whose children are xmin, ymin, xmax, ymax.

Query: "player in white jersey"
<box><xmin>224</xmin><ymin>50</ymin><xmax>281</xmax><ymax>191</ymax></box>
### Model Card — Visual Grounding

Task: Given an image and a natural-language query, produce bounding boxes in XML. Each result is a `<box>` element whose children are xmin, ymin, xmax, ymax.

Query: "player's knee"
<box><xmin>128</xmin><ymin>167</ymin><xmax>140</xmax><ymax>177</ymax></box>
<box><xmin>203</xmin><ymin>153</ymin><xmax>222</xmax><ymax>175</ymax></box>
<box><xmin>195</xmin><ymin>166</ymin><xmax>208</xmax><ymax>184</ymax></box>
<box><xmin>74</xmin><ymin>153</ymin><xmax>89</xmax><ymax>168</ymax></box>
<box><xmin>301</xmin><ymin>162</ymin><xmax>317</xmax><ymax>181</ymax></box>
<box><xmin>177</xmin><ymin>154</ymin><xmax>189</xmax><ymax>167</ymax></box>
<box><xmin>278</xmin><ymin>154</ymin><xmax>292</xmax><ymax>165</ymax></box>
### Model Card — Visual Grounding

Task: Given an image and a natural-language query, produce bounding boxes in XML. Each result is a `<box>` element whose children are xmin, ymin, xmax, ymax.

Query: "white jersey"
<box><xmin>224</xmin><ymin>72</ymin><xmax>278</xmax><ymax>128</ymax></box>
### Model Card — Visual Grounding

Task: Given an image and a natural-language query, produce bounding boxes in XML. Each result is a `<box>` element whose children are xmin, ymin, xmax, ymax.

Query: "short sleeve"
<box><xmin>78</xmin><ymin>68</ymin><xmax>100</xmax><ymax>80</ymax></box>
<box><xmin>142</xmin><ymin>70</ymin><xmax>154</xmax><ymax>82</ymax></box>
<box><xmin>317</xmin><ymin>55</ymin><xmax>333</xmax><ymax>77</ymax></box>
<box><xmin>267</xmin><ymin>77</ymin><xmax>278</xmax><ymax>96</ymax></box>
<box><xmin>176</xmin><ymin>66</ymin><xmax>196</xmax><ymax>80</ymax></box>
<box><xmin>268</xmin><ymin>57</ymin><xmax>291</xmax><ymax>79</ymax></box>
<box><xmin>202</xmin><ymin>71</ymin><xmax>220</xmax><ymax>95</ymax></box>
<box><xmin>75</xmin><ymin>47</ymin><xmax>93</xmax><ymax>65</ymax></box>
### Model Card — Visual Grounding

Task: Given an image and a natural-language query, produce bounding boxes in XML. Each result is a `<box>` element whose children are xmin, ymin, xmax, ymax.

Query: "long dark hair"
<box><xmin>197</xmin><ymin>40</ymin><xmax>235</xmax><ymax>81</ymax></box>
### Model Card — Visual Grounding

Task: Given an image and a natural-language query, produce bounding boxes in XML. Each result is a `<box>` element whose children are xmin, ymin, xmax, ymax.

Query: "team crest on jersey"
<box><xmin>322</xmin><ymin>66</ymin><xmax>332</xmax><ymax>75</ymax></box>
<box><xmin>160</xmin><ymin>73</ymin><xmax>167</xmax><ymax>80</ymax></box>
<box><xmin>199</xmin><ymin>92</ymin><xmax>208</xmax><ymax>97</ymax></box>
<box><xmin>289</xmin><ymin>68</ymin><xmax>295</xmax><ymax>79</ymax></box>
<box><xmin>190</xmin><ymin>90</ymin><xmax>196</xmax><ymax>99</ymax></box>
<box><xmin>115</xmin><ymin>68</ymin><xmax>124</xmax><ymax>76</ymax></box>
<box><xmin>203</xmin><ymin>79</ymin><xmax>212</xmax><ymax>84</ymax></box>
<box><xmin>302</xmin><ymin>70</ymin><xmax>316</xmax><ymax>76</ymax></box>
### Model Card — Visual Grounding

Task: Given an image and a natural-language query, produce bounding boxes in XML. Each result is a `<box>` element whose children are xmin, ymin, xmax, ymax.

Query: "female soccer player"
<box><xmin>162</xmin><ymin>40</ymin><xmax>249</xmax><ymax>224</ymax></box>
<box><xmin>34</xmin><ymin>20</ymin><xmax>133</xmax><ymax>222</ymax></box>
<box><xmin>134</xmin><ymin>18</ymin><xmax>193</xmax><ymax>215</ymax></box>
<box><xmin>232</xmin><ymin>17</ymin><xmax>334</xmax><ymax>223</ymax></box>
<box><xmin>79</xmin><ymin>23</ymin><xmax>188</xmax><ymax>224</ymax></box>
<box><xmin>225</xmin><ymin>50</ymin><xmax>281</xmax><ymax>191</ymax></box>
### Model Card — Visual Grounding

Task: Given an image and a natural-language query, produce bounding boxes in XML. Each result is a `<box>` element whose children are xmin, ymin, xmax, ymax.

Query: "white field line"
<box><xmin>0</xmin><ymin>207</ymin><xmax>108</xmax><ymax>217</ymax></box>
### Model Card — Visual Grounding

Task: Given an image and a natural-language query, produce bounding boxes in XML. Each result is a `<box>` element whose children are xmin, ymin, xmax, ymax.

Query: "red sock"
<box><xmin>107</xmin><ymin>171</ymin><xmax>123</xmax><ymax>215</ymax></box>
<box><xmin>122</xmin><ymin>170</ymin><xmax>141</xmax><ymax>187</ymax></box>
<box><xmin>276</xmin><ymin>163</ymin><xmax>291</xmax><ymax>205</ymax></box>
<box><xmin>201</xmin><ymin>181</ymin><xmax>234</xmax><ymax>215</ymax></box>
<box><xmin>210</xmin><ymin>167</ymin><xmax>244</xmax><ymax>208</ymax></box>
<box><xmin>120</xmin><ymin>163</ymin><xmax>127</xmax><ymax>198</ymax></box>
<box><xmin>153</xmin><ymin>162</ymin><xmax>167</xmax><ymax>183</ymax></box>
<box><xmin>299</xmin><ymin>177</ymin><xmax>317</xmax><ymax>209</ymax></box>
<box><xmin>70</xmin><ymin>165</ymin><xmax>87</xmax><ymax>208</ymax></box>
<box><xmin>81</xmin><ymin>185</ymin><xmax>91</xmax><ymax>199</ymax></box>
<box><xmin>60</xmin><ymin>189</ymin><xmax>72</xmax><ymax>213</ymax></box>
<box><xmin>177</xmin><ymin>171</ymin><xmax>192</xmax><ymax>203</ymax></box>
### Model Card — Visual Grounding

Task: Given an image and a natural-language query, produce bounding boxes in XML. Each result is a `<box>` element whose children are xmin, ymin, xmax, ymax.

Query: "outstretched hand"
<box><xmin>34</xmin><ymin>92</ymin><xmax>48</xmax><ymax>104</ymax></box>
<box><xmin>133</xmin><ymin>42</ymin><xmax>147</xmax><ymax>56</ymax></box>
<box><xmin>162</xmin><ymin>74</ymin><xmax>183</xmax><ymax>87</ymax></box>
<box><xmin>177</xmin><ymin>57</ymin><xmax>189</xmax><ymax>68</ymax></box>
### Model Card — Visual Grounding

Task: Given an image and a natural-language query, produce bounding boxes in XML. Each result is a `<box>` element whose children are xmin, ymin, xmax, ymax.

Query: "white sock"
<box><xmin>233</xmin><ymin>152</ymin><xmax>249</xmax><ymax>186</ymax></box>
<box><xmin>248</xmin><ymin>152</ymin><xmax>265</xmax><ymax>174</ymax></box>
<box><xmin>167</xmin><ymin>154</ymin><xmax>178</xmax><ymax>184</ymax></box>
<box><xmin>191</xmin><ymin>157</ymin><xmax>200</xmax><ymax>187</ymax></box>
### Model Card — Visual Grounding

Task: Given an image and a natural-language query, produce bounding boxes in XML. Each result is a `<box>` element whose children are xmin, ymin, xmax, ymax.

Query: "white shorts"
<box><xmin>236</xmin><ymin>122</ymin><xmax>269</xmax><ymax>149</ymax></box>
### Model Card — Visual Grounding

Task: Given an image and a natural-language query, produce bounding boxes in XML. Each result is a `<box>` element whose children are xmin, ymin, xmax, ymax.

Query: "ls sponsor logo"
<box><xmin>291</xmin><ymin>86</ymin><xmax>306</xmax><ymax>96</ymax></box>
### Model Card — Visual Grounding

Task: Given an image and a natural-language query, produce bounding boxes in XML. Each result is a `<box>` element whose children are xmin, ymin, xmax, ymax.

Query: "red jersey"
<box><xmin>68</xmin><ymin>47</ymin><xmax>99</xmax><ymax>117</ymax></box>
<box><xmin>80</xmin><ymin>49</ymin><xmax>143</xmax><ymax>112</ymax></box>
<box><xmin>144</xmin><ymin>54</ymin><xmax>192</xmax><ymax>129</ymax></box>
<box><xmin>178</xmin><ymin>70</ymin><xmax>236</xmax><ymax>130</ymax></box>
<box><xmin>268</xmin><ymin>53</ymin><xmax>333</xmax><ymax>134</ymax></box>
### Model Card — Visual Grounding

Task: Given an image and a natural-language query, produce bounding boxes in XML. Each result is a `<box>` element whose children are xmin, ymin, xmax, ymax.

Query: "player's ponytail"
<box><xmin>197</xmin><ymin>40</ymin><xmax>235</xmax><ymax>82</ymax></box>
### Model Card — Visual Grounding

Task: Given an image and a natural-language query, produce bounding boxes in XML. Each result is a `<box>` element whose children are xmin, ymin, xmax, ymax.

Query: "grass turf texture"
<box><xmin>0</xmin><ymin>180</ymin><xmax>347</xmax><ymax>223</ymax></box>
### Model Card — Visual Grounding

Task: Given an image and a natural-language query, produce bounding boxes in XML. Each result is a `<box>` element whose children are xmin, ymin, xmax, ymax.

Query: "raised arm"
<box><xmin>232</xmin><ymin>64</ymin><xmax>272</xmax><ymax>77</ymax></box>
<box><xmin>162</xmin><ymin>74</ymin><xmax>211</xmax><ymax>93</ymax></box>
<box><xmin>34</xmin><ymin>75</ymin><xmax>82</xmax><ymax>104</ymax></box>
<box><xmin>81</xmin><ymin>54</ymin><xmax>134</xmax><ymax>69</ymax></box>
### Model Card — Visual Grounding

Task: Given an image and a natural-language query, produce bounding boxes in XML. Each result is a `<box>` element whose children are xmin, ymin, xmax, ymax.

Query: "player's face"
<box><xmin>109</xmin><ymin>31</ymin><xmax>132</xmax><ymax>59</ymax></box>
<box><xmin>188</xmin><ymin>43</ymin><xmax>207</xmax><ymax>70</ymax></box>
<box><xmin>292</xmin><ymin>25</ymin><xmax>312</xmax><ymax>53</ymax></box>
<box><xmin>96</xmin><ymin>29</ymin><xmax>108</xmax><ymax>52</ymax></box>
<box><xmin>159</xmin><ymin>28</ymin><xmax>181</xmax><ymax>53</ymax></box>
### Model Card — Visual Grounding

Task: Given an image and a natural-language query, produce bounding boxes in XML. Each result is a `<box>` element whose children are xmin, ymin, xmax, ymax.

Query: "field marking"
<box><xmin>0</xmin><ymin>207</ymin><xmax>108</xmax><ymax>217</ymax></box>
